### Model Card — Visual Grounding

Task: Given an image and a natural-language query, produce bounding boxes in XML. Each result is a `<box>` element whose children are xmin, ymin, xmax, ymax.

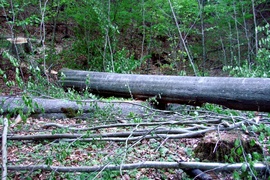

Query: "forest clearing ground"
<box><xmin>1</xmin><ymin>98</ymin><xmax>269</xmax><ymax>179</ymax></box>
<box><xmin>0</xmin><ymin>70</ymin><xmax>269</xmax><ymax>179</ymax></box>
<box><xmin>0</xmin><ymin>59</ymin><xmax>268</xmax><ymax>179</ymax></box>
<box><xmin>2</xmin><ymin>115</ymin><xmax>202</xmax><ymax>179</ymax></box>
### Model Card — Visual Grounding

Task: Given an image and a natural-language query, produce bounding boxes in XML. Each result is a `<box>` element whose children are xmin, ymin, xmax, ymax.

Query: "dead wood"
<box><xmin>6</xmin><ymin>161</ymin><xmax>269</xmax><ymax>173</ymax></box>
<box><xmin>7</xmin><ymin>122</ymin><xmax>244</xmax><ymax>142</ymax></box>
<box><xmin>0</xmin><ymin>96</ymin><xmax>151</xmax><ymax>118</ymax></box>
<box><xmin>1</xmin><ymin>118</ymin><xmax>8</xmax><ymax>180</ymax></box>
<box><xmin>7</xmin><ymin>37</ymin><xmax>32</xmax><ymax>57</ymax></box>
<box><xmin>59</xmin><ymin>68</ymin><xmax>270</xmax><ymax>112</ymax></box>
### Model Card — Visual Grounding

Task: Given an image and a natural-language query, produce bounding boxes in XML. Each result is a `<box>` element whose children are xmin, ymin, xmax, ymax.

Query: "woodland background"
<box><xmin>0</xmin><ymin>0</ymin><xmax>270</xmax><ymax>76</ymax></box>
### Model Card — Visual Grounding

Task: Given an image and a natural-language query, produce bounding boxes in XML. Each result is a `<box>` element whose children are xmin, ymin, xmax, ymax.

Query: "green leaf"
<box><xmin>259</xmin><ymin>132</ymin><xmax>265</xmax><ymax>142</ymax></box>
<box><xmin>236</xmin><ymin>147</ymin><xmax>242</xmax><ymax>156</ymax></box>
<box><xmin>251</xmin><ymin>125</ymin><xmax>258</xmax><ymax>132</ymax></box>
<box><xmin>241</xmin><ymin>124</ymin><xmax>247</xmax><ymax>131</ymax></box>
<box><xmin>241</xmin><ymin>163</ymin><xmax>247</xmax><ymax>172</ymax></box>
<box><xmin>229</xmin><ymin>156</ymin><xmax>234</xmax><ymax>163</ymax></box>
<box><xmin>233</xmin><ymin>170</ymin><xmax>241</xmax><ymax>179</ymax></box>
<box><xmin>234</xmin><ymin>139</ymin><xmax>240</xmax><ymax>147</ymax></box>
<box><xmin>249</xmin><ymin>139</ymin><xmax>256</xmax><ymax>147</ymax></box>
<box><xmin>252</xmin><ymin>152</ymin><xmax>261</xmax><ymax>161</ymax></box>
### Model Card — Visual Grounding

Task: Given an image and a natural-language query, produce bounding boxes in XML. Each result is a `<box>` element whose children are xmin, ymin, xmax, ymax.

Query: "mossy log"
<box><xmin>59</xmin><ymin>68</ymin><xmax>270</xmax><ymax>112</ymax></box>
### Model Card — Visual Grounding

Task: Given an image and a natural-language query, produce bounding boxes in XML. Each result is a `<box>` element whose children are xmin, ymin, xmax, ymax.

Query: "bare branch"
<box><xmin>7</xmin><ymin>161</ymin><xmax>269</xmax><ymax>173</ymax></box>
<box><xmin>41</xmin><ymin>119</ymin><xmax>222</xmax><ymax>131</ymax></box>
<box><xmin>6</xmin><ymin>125</ymin><xmax>238</xmax><ymax>142</ymax></box>
<box><xmin>1</xmin><ymin>118</ymin><xmax>8</xmax><ymax>180</ymax></box>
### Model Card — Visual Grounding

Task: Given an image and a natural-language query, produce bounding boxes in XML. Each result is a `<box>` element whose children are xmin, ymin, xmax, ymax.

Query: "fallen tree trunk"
<box><xmin>0</xmin><ymin>96</ymin><xmax>149</xmax><ymax>119</ymax></box>
<box><xmin>59</xmin><ymin>69</ymin><xmax>270</xmax><ymax>112</ymax></box>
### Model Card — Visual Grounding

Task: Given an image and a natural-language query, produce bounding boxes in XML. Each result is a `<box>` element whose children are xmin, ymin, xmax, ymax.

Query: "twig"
<box><xmin>2</xmin><ymin>118</ymin><xmax>8</xmax><ymax>180</ymax></box>
<box><xmin>120</xmin><ymin>124</ymin><xmax>140</xmax><ymax>176</ymax></box>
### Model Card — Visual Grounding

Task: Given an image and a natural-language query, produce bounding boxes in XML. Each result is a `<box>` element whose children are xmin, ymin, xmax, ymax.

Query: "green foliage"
<box><xmin>224</xmin><ymin>23</ymin><xmax>270</xmax><ymax>77</ymax></box>
<box><xmin>107</xmin><ymin>48</ymin><xmax>141</xmax><ymax>73</ymax></box>
<box><xmin>203</xmin><ymin>103</ymin><xmax>240</xmax><ymax>116</ymax></box>
<box><xmin>224</xmin><ymin>123</ymin><xmax>269</xmax><ymax>179</ymax></box>
<box><xmin>2</xmin><ymin>0</ymin><xmax>270</xmax><ymax>75</ymax></box>
<box><xmin>63</xmin><ymin>1</ymin><xmax>114</xmax><ymax>71</ymax></box>
<box><xmin>59</xmin><ymin>0</ymin><xmax>203</xmax><ymax>73</ymax></box>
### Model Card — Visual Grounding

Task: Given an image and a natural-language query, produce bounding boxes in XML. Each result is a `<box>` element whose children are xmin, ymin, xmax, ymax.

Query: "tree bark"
<box><xmin>59</xmin><ymin>68</ymin><xmax>270</xmax><ymax>112</ymax></box>
<box><xmin>0</xmin><ymin>96</ymin><xmax>149</xmax><ymax>118</ymax></box>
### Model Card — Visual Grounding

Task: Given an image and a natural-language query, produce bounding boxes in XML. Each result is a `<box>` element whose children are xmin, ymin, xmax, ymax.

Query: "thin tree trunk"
<box><xmin>198</xmin><ymin>0</ymin><xmax>206</xmax><ymax>74</ymax></box>
<box><xmin>251</xmin><ymin>0</ymin><xmax>258</xmax><ymax>55</ymax></box>
<box><xmin>168</xmin><ymin>0</ymin><xmax>197</xmax><ymax>76</ymax></box>
<box><xmin>39</xmin><ymin>0</ymin><xmax>49</xmax><ymax>81</ymax></box>
<box><xmin>107</xmin><ymin>0</ymin><xmax>114</xmax><ymax>72</ymax></box>
<box><xmin>220</xmin><ymin>36</ymin><xmax>227</xmax><ymax>66</ymax></box>
<box><xmin>241</xmin><ymin>0</ymin><xmax>252</xmax><ymax>67</ymax></box>
<box><xmin>228</xmin><ymin>22</ymin><xmax>234</xmax><ymax>66</ymax></box>
<box><xmin>140</xmin><ymin>0</ymin><xmax>146</xmax><ymax>64</ymax></box>
<box><xmin>233</xmin><ymin>1</ymin><xmax>241</xmax><ymax>66</ymax></box>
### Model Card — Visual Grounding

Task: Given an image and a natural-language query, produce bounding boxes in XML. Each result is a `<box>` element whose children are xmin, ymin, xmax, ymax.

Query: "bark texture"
<box><xmin>59</xmin><ymin>68</ymin><xmax>270</xmax><ymax>112</ymax></box>
<box><xmin>0</xmin><ymin>96</ymin><xmax>148</xmax><ymax>118</ymax></box>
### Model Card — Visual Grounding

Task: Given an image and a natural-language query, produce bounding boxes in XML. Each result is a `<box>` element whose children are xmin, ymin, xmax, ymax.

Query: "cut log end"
<box><xmin>7</xmin><ymin>37</ymin><xmax>32</xmax><ymax>57</ymax></box>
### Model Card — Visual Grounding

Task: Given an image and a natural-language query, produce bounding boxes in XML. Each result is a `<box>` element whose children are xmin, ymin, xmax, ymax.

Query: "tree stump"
<box><xmin>194</xmin><ymin>130</ymin><xmax>263</xmax><ymax>163</ymax></box>
<box><xmin>7</xmin><ymin>37</ymin><xmax>32</xmax><ymax>58</ymax></box>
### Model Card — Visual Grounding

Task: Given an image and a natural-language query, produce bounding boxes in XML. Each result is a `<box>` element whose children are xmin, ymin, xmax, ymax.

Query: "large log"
<box><xmin>59</xmin><ymin>69</ymin><xmax>270</xmax><ymax>112</ymax></box>
<box><xmin>0</xmin><ymin>96</ymin><xmax>148</xmax><ymax>119</ymax></box>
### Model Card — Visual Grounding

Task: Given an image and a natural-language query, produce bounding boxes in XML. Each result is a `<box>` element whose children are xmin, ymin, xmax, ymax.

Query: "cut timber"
<box><xmin>59</xmin><ymin>69</ymin><xmax>270</xmax><ymax>112</ymax></box>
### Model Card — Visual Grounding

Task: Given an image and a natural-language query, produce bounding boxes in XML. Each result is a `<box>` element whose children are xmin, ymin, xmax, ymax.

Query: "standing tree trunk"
<box><xmin>233</xmin><ymin>1</ymin><xmax>241</xmax><ymax>66</ymax></box>
<box><xmin>251</xmin><ymin>0</ymin><xmax>258</xmax><ymax>55</ymax></box>
<box><xmin>198</xmin><ymin>0</ymin><xmax>207</xmax><ymax>75</ymax></box>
